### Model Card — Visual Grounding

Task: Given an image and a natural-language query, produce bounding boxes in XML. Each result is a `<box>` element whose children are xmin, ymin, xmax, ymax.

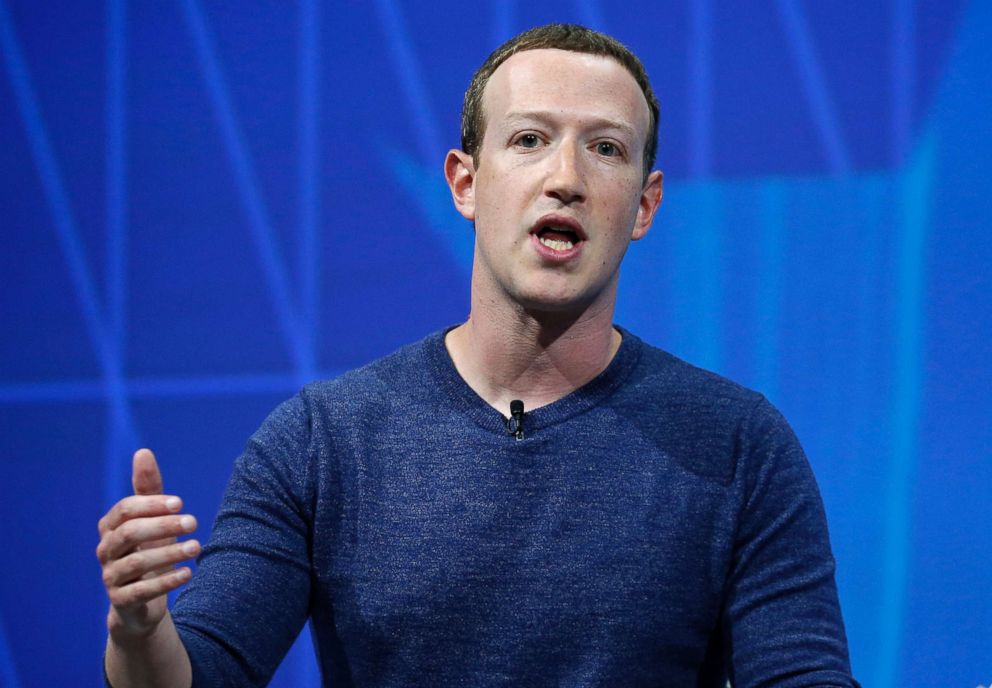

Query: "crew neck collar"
<box><xmin>423</xmin><ymin>324</ymin><xmax>643</xmax><ymax>437</ymax></box>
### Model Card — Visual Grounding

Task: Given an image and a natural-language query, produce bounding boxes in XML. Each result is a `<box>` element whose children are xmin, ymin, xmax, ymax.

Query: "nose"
<box><xmin>543</xmin><ymin>142</ymin><xmax>586</xmax><ymax>205</ymax></box>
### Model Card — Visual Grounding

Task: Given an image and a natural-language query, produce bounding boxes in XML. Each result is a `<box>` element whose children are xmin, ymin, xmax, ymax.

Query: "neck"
<box><xmin>445</xmin><ymin>293</ymin><xmax>621</xmax><ymax>415</ymax></box>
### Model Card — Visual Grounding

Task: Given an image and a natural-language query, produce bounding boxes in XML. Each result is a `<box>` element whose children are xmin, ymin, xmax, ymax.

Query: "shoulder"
<box><xmin>233</xmin><ymin>332</ymin><xmax>443</xmax><ymax>487</ymax></box>
<box><xmin>296</xmin><ymin>330</ymin><xmax>444</xmax><ymax>431</ymax></box>
<box><xmin>303</xmin><ymin>331</ymin><xmax>440</xmax><ymax>403</ymax></box>
<box><xmin>614</xmin><ymin>330</ymin><xmax>792</xmax><ymax>482</ymax></box>
<box><xmin>618</xmin><ymin>331</ymin><xmax>768</xmax><ymax>425</ymax></box>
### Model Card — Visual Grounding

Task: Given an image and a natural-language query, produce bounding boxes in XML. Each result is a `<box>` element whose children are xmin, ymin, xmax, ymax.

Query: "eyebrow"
<box><xmin>501</xmin><ymin>110</ymin><xmax>637</xmax><ymax>139</ymax></box>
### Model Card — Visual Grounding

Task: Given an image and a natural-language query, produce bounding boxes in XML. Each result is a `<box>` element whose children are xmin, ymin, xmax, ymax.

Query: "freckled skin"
<box><xmin>452</xmin><ymin>49</ymin><xmax>663</xmax><ymax>317</ymax></box>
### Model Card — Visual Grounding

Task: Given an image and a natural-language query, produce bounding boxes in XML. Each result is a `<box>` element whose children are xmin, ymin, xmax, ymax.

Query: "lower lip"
<box><xmin>530</xmin><ymin>233</ymin><xmax>583</xmax><ymax>262</ymax></box>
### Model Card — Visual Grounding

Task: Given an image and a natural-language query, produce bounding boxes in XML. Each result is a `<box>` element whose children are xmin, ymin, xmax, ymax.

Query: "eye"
<box><xmin>515</xmin><ymin>133</ymin><xmax>541</xmax><ymax>148</ymax></box>
<box><xmin>595</xmin><ymin>141</ymin><xmax>620</xmax><ymax>157</ymax></box>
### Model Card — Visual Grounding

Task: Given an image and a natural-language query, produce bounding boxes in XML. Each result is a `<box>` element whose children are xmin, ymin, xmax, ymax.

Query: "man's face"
<box><xmin>449</xmin><ymin>48</ymin><xmax>662</xmax><ymax>315</ymax></box>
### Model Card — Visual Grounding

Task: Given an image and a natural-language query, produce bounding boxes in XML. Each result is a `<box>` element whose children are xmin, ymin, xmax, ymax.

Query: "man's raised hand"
<box><xmin>96</xmin><ymin>449</ymin><xmax>200</xmax><ymax>641</ymax></box>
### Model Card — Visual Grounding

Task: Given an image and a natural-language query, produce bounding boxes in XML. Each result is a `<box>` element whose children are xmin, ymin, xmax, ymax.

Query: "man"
<box><xmin>97</xmin><ymin>24</ymin><xmax>858</xmax><ymax>687</ymax></box>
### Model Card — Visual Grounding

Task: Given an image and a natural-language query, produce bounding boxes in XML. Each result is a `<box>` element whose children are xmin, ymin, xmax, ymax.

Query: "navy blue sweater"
<box><xmin>172</xmin><ymin>328</ymin><xmax>856</xmax><ymax>686</ymax></box>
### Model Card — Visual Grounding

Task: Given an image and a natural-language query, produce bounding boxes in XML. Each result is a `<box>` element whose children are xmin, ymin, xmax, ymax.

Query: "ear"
<box><xmin>631</xmin><ymin>170</ymin><xmax>663</xmax><ymax>241</ymax></box>
<box><xmin>445</xmin><ymin>149</ymin><xmax>477</xmax><ymax>222</ymax></box>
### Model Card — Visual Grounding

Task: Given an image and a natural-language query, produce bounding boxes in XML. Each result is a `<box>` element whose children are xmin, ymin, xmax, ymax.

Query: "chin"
<box><xmin>513</xmin><ymin>289</ymin><xmax>597</xmax><ymax>317</ymax></box>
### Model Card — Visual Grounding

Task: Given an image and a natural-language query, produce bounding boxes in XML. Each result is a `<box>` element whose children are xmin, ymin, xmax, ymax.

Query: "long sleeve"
<box><xmin>171</xmin><ymin>393</ymin><xmax>316</xmax><ymax>687</ymax></box>
<box><xmin>722</xmin><ymin>399</ymin><xmax>859</xmax><ymax>687</ymax></box>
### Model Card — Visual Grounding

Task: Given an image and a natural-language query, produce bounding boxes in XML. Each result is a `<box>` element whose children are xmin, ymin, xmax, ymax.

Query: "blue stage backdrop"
<box><xmin>1</xmin><ymin>1</ymin><xmax>989</xmax><ymax>686</ymax></box>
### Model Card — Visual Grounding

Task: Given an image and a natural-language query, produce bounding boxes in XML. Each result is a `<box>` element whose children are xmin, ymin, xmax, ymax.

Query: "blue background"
<box><xmin>1</xmin><ymin>1</ymin><xmax>989</xmax><ymax>686</ymax></box>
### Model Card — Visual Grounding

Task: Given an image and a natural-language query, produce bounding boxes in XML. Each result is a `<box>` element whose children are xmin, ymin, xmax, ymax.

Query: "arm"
<box><xmin>97</xmin><ymin>449</ymin><xmax>200</xmax><ymax>688</ymax></box>
<box><xmin>167</xmin><ymin>394</ymin><xmax>315</xmax><ymax>686</ymax></box>
<box><xmin>723</xmin><ymin>399</ymin><xmax>859</xmax><ymax>687</ymax></box>
<box><xmin>105</xmin><ymin>614</ymin><xmax>190</xmax><ymax>688</ymax></box>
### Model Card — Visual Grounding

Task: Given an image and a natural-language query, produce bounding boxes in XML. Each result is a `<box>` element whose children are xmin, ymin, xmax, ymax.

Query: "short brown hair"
<box><xmin>460</xmin><ymin>24</ymin><xmax>660</xmax><ymax>178</ymax></box>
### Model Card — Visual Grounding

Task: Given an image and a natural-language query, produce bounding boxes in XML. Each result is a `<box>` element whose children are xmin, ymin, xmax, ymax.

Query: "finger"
<box><xmin>132</xmin><ymin>448</ymin><xmax>164</xmax><ymax>496</ymax></box>
<box><xmin>103</xmin><ymin>540</ymin><xmax>201</xmax><ymax>589</ymax></box>
<box><xmin>107</xmin><ymin>567</ymin><xmax>193</xmax><ymax>611</ymax></box>
<box><xmin>97</xmin><ymin>513</ymin><xmax>197</xmax><ymax>563</ymax></box>
<box><xmin>98</xmin><ymin>494</ymin><xmax>183</xmax><ymax>535</ymax></box>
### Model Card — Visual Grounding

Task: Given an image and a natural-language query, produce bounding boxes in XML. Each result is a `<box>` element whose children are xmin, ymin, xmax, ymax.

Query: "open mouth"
<box><xmin>531</xmin><ymin>215</ymin><xmax>586</xmax><ymax>255</ymax></box>
<box><xmin>536</xmin><ymin>225</ymin><xmax>581</xmax><ymax>251</ymax></box>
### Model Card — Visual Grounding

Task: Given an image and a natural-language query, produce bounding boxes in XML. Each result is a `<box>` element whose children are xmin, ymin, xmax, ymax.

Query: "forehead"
<box><xmin>482</xmin><ymin>48</ymin><xmax>650</xmax><ymax>137</ymax></box>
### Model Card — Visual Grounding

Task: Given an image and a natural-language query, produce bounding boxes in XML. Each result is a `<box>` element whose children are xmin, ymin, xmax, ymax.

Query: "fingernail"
<box><xmin>165</xmin><ymin>497</ymin><xmax>181</xmax><ymax>511</ymax></box>
<box><xmin>182</xmin><ymin>540</ymin><xmax>199</xmax><ymax>556</ymax></box>
<box><xmin>180</xmin><ymin>515</ymin><xmax>195</xmax><ymax>532</ymax></box>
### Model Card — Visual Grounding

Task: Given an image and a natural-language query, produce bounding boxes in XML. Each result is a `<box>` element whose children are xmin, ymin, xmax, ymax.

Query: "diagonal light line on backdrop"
<box><xmin>0</xmin><ymin>379</ymin><xmax>107</xmax><ymax>404</ymax></box>
<box><xmin>891</xmin><ymin>0</ymin><xmax>914</xmax><ymax>165</ymax></box>
<box><xmin>574</xmin><ymin>0</ymin><xmax>606</xmax><ymax>30</ymax></box>
<box><xmin>298</xmin><ymin>0</ymin><xmax>321</xmax><ymax>382</ymax></box>
<box><xmin>0</xmin><ymin>0</ymin><xmax>139</xmax><ymax>460</ymax></box>
<box><xmin>875</xmin><ymin>132</ymin><xmax>934</xmax><ymax>688</ymax></box>
<box><xmin>0</xmin><ymin>372</ymin><xmax>303</xmax><ymax>404</ymax></box>
<box><xmin>673</xmin><ymin>181</ymin><xmax>724</xmax><ymax>371</ymax></box>
<box><xmin>0</xmin><ymin>0</ymin><xmax>107</xmax><ymax>372</ymax></box>
<box><xmin>179</xmin><ymin>0</ymin><xmax>309</xmax><ymax>373</ymax></box>
<box><xmin>0</xmin><ymin>610</ymin><xmax>24</xmax><ymax>688</ymax></box>
<box><xmin>774</xmin><ymin>0</ymin><xmax>853</xmax><ymax>174</ymax></box>
<box><xmin>106</xmin><ymin>0</ymin><xmax>127</xmax><ymax>350</ymax></box>
<box><xmin>688</xmin><ymin>0</ymin><xmax>713</xmax><ymax>177</ymax></box>
<box><xmin>491</xmin><ymin>0</ymin><xmax>514</xmax><ymax>46</ymax></box>
<box><xmin>753</xmin><ymin>179</ymin><xmax>786</xmax><ymax>400</ymax></box>
<box><xmin>127</xmin><ymin>371</ymin><xmax>312</xmax><ymax>398</ymax></box>
<box><xmin>103</xmin><ymin>0</ymin><xmax>132</xmax><ymax>523</ymax></box>
<box><xmin>372</xmin><ymin>0</ymin><xmax>444</xmax><ymax>166</ymax></box>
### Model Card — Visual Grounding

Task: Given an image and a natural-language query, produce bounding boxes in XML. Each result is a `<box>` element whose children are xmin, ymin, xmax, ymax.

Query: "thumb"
<box><xmin>132</xmin><ymin>448</ymin><xmax>164</xmax><ymax>496</ymax></box>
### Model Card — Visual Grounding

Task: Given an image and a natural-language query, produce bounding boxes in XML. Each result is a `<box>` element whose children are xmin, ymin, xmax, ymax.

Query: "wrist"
<box><xmin>106</xmin><ymin>606</ymin><xmax>165</xmax><ymax>648</ymax></box>
<box><xmin>105</xmin><ymin>610</ymin><xmax>191</xmax><ymax>688</ymax></box>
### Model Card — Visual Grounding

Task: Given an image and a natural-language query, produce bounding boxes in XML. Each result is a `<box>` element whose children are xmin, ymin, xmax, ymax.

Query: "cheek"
<box><xmin>475</xmin><ymin>193</ymin><xmax>504</xmax><ymax>226</ymax></box>
<box><xmin>600</xmin><ymin>181</ymin><xmax>642</xmax><ymax>225</ymax></box>
<box><xmin>475</xmin><ymin>173</ymin><xmax>522</xmax><ymax>221</ymax></box>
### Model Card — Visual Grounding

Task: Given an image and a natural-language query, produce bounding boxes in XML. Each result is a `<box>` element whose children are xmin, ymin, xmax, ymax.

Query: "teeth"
<box><xmin>539</xmin><ymin>237</ymin><xmax>574</xmax><ymax>251</ymax></box>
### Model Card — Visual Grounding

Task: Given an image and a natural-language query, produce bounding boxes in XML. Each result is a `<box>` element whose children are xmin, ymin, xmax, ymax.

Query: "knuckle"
<box><xmin>117</xmin><ymin>583</ymin><xmax>142</xmax><ymax>608</ymax></box>
<box><xmin>119</xmin><ymin>554</ymin><xmax>144</xmax><ymax>581</ymax></box>
<box><xmin>116</xmin><ymin>520</ymin><xmax>137</xmax><ymax>547</ymax></box>
<box><xmin>123</xmin><ymin>589</ymin><xmax>141</xmax><ymax>608</ymax></box>
<box><xmin>102</xmin><ymin>568</ymin><xmax>116</xmax><ymax>589</ymax></box>
<box><xmin>106</xmin><ymin>535</ymin><xmax>126</xmax><ymax>561</ymax></box>
<box><xmin>108</xmin><ymin>588</ymin><xmax>126</xmax><ymax>607</ymax></box>
<box><xmin>107</xmin><ymin>501</ymin><xmax>126</xmax><ymax>525</ymax></box>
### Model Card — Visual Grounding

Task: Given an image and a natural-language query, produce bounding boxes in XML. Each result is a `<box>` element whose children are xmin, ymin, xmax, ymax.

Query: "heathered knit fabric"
<box><xmin>171</xmin><ymin>327</ymin><xmax>857</xmax><ymax>687</ymax></box>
